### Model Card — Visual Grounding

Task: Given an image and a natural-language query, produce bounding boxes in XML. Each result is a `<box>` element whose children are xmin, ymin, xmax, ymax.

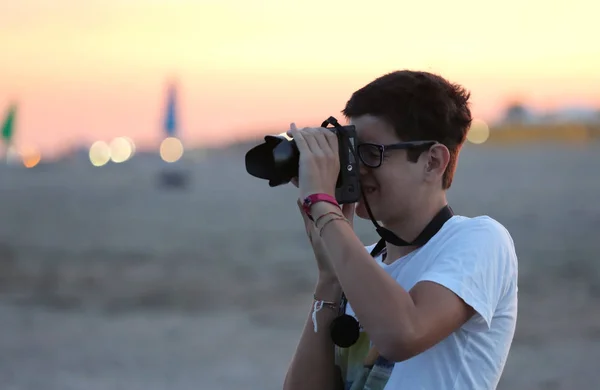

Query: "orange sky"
<box><xmin>1</xmin><ymin>0</ymin><xmax>599</xmax><ymax>157</ymax></box>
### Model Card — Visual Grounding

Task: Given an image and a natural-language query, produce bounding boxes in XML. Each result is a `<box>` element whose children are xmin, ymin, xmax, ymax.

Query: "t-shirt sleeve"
<box><xmin>416</xmin><ymin>218</ymin><xmax>515</xmax><ymax>332</ymax></box>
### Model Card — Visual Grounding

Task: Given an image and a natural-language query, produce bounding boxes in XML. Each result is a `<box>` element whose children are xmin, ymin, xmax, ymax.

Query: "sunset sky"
<box><xmin>1</xmin><ymin>0</ymin><xmax>599</xmax><ymax>157</ymax></box>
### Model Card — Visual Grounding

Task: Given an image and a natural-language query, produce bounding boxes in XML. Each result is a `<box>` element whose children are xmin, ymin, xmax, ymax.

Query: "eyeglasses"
<box><xmin>356</xmin><ymin>140</ymin><xmax>438</xmax><ymax>168</ymax></box>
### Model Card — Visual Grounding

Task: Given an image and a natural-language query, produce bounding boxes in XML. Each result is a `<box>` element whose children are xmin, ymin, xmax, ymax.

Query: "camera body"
<box><xmin>245</xmin><ymin>117</ymin><xmax>361</xmax><ymax>205</ymax></box>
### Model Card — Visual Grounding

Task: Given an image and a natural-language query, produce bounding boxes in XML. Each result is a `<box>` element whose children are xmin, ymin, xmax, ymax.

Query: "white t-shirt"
<box><xmin>342</xmin><ymin>215</ymin><xmax>518</xmax><ymax>390</ymax></box>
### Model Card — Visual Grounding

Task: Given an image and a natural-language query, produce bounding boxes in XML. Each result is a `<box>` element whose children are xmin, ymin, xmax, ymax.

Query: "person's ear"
<box><xmin>424</xmin><ymin>144</ymin><xmax>450</xmax><ymax>183</ymax></box>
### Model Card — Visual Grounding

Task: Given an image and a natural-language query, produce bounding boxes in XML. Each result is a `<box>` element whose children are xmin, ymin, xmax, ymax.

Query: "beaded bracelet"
<box><xmin>314</xmin><ymin>211</ymin><xmax>344</xmax><ymax>229</ymax></box>
<box><xmin>318</xmin><ymin>215</ymin><xmax>350</xmax><ymax>237</ymax></box>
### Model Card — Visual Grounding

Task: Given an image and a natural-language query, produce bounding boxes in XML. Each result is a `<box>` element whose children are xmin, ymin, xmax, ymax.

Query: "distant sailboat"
<box><xmin>159</xmin><ymin>81</ymin><xmax>185</xmax><ymax>163</ymax></box>
<box><xmin>158</xmin><ymin>80</ymin><xmax>189</xmax><ymax>189</ymax></box>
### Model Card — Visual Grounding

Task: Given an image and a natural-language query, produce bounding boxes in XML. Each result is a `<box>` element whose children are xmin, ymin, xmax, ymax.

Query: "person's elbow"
<box><xmin>374</xmin><ymin>322</ymin><xmax>430</xmax><ymax>363</ymax></box>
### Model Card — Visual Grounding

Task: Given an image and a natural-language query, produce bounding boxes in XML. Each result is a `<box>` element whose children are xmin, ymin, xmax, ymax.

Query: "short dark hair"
<box><xmin>342</xmin><ymin>70</ymin><xmax>472</xmax><ymax>189</ymax></box>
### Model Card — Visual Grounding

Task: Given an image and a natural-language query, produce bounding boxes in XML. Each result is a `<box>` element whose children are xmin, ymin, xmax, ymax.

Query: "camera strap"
<box><xmin>321</xmin><ymin>116</ymin><xmax>344</xmax><ymax>129</ymax></box>
<box><xmin>361</xmin><ymin>184</ymin><xmax>454</xmax><ymax>246</ymax></box>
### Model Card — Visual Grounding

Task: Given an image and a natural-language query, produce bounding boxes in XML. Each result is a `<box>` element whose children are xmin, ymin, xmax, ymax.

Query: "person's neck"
<box><xmin>383</xmin><ymin>193</ymin><xmax>448</xmax><ymax>264</ymax></box>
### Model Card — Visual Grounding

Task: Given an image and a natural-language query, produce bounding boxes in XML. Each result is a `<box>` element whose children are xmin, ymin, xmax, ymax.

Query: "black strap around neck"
<box><xmin>371</xmin><ymin>204</ymin><xmax>454</xmax><ymax>256</ymax></box>
<box><xmin>339</xmin><ymin>205</ymin><xmax>454</xmax><ymax>314</ymax></box>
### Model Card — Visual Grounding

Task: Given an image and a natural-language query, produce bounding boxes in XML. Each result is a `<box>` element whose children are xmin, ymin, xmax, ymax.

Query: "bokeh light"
<box><xmin>159</xmin><ymin>137</ymin><xmax>184</xmax><ymax>163</ymax></box>
<box><xmin>467</xmin><ymin>119</ymin><xmax>490</xmax><ymax>144</ymax></box>
<box><xmin>109</xmin><ymin>137</ymin><xmax>133</xmax><ymax>163</ymax></box>
<box><xmin>89</xmin><ymin>141</ymin><xmax>111</xmax><ymax>167</ymax></box>
<box><xmin>20</xmin><ymin>146</ymin><xmax>41</xmax><ymax>168</ymax></box>
<box><xmin>123</xmin><ymin>136</ymin><xmax>137</xmax><ymax>157</ymax></box>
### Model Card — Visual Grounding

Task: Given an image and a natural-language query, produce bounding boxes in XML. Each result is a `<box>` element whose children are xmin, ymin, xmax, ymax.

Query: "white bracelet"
<box><xmin>312</xmin><ymin>300</ymin><xmax>325</xmax><ymax>333</ymax></box>
<box><xmin>311</xmin><ymin>299</ymin><xmax>338</xmax><ymax>333</ymax></box>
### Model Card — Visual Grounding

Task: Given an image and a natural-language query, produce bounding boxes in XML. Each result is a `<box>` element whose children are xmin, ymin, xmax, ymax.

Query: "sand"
<box><xmin>1</xmin><ymin>141</ymin><xmax>599</xmax><ymax>389</ymax></box>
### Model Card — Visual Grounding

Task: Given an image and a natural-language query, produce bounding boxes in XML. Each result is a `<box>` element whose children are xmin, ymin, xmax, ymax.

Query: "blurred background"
<box><xmin>1</xmin><ymin>1</ymin><xmax>599</xmax><ymax>389</ymax></box>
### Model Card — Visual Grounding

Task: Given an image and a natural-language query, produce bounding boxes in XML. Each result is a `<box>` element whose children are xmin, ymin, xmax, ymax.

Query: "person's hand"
<box><xmin>287</xmin><ymin>121</ymin><xmax>356</xmax><ymax>280</ymax></box>
<box><xmin>287</xmin><ymin>124</ymin><xmax>340</xmax><ymax>200</ymax></box>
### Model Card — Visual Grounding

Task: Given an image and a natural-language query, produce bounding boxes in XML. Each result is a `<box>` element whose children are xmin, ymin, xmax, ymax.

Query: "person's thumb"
<box><xmin>341</xmin><ymin>202</ymin><xmax>356</xmax><ymax>227</ymax></box>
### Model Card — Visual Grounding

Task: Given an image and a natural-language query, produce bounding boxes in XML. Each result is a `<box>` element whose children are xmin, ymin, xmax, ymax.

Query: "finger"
<box><xmin>300</xmin><ymin>128</ymin><xmax>322</xmax><ymax>154</ymax></box>
<box><xmin>308</xmin><ymin>127</ymin><xmax>331</xmax><ymax>153</ymax></box>
<box><xmin>341</xmin><ymin>203</ymin><xmax>356</xmax><ymax>225</ymax></box>
<box><xmin>291</xmin><ymin>177</ymin><xmax>299</xmax><ymax>188</ymax></box>
<box><xmin>286</xmin><ymin>123</ymin><xmax>298</xmax><ymax>138</ymax></box>
<box><xmin>289</xmin><ymin>128</ymin><xmax>311</xmax><ymax>155</ymax></box>
<box><xmin>323</xmin><ymin>129</ymin><xmax>339</xmax><ymax>154</ymax></box>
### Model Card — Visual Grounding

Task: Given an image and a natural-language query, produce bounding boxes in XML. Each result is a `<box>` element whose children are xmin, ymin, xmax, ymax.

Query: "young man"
<box><xmin>283</xmin><ymin>70</ymin><xmax>518</xmax><ymax>390</ymax></box>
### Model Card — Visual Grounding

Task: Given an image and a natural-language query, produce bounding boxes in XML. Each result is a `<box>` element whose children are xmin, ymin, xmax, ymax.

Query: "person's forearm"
<box><xmin>315</xmin><ymin>203</ymin><xmax>419</xmax><ymax>359</ymax></box>
<box><xmin>283</xmin><ymin>278</ymin><xmax>343</xmax><ymax>390</ymax></box>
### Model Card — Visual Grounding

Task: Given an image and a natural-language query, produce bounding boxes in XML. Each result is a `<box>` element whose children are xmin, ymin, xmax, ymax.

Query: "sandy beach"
<box><xmin>1</xmin><ymin>141</ymin><xmax>599</xmax><ymax>389</ymax></box>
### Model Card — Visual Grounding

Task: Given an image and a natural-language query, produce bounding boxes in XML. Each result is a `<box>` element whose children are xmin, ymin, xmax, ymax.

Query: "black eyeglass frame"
<box><xmin>356</xmin><ymin>140</ymin><xmax>438</xmax><ymax>168</ymax></box>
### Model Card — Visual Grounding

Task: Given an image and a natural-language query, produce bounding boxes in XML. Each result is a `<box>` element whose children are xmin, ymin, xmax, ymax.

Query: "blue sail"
<box><xmin>163</xmin><ymin>83</ymin><xmax>178</xmax><ymax>137</ymax></box>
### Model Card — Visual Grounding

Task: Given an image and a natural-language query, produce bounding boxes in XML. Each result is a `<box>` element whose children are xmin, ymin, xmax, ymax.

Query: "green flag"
<box><xmin>1</xmin><ymin>104</ymin><xmax>16</xmax><ymax>143</ymax></box>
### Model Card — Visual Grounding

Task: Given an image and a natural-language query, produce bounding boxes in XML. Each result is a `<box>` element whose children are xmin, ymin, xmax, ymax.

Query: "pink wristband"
<box><xmin>302</xmin><ymin>193</ymin><xmax>340</xmax><ymax>221</ymax></box>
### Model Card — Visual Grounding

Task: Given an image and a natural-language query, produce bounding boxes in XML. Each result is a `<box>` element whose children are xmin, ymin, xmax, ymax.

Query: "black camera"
<box><xmin>245</xmin><ymin>116</ymin><xmax>361</xmax><ymax>205</ymax></box>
